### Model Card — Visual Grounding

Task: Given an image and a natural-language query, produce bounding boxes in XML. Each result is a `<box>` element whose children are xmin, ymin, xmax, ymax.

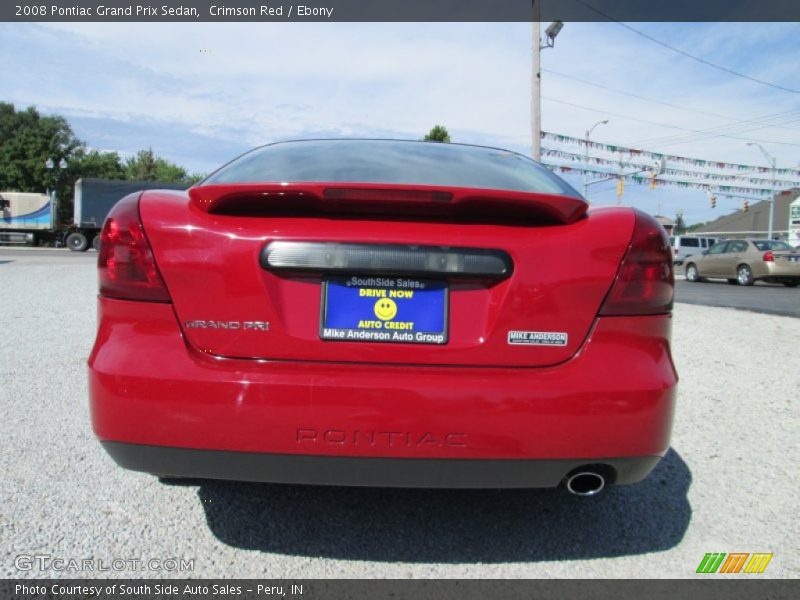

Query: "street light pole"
<box><xmin>45</xmin><ymin>156</ymin><xmax>68</xmax><ymax>231</ymax></box>
<box><xmin>747</xmin><ymin>142</ymin><xmax>777</xmax><ymax>239</ymax></box>
<box><xmin>583</xmin><ymin>119</ymin><xmax>608</xmax><ymax>197</ymax></box>
<box><xmin>45</xmin><ymin>157</ymin><xmax>54</xmax><ymax>199</ymax></box>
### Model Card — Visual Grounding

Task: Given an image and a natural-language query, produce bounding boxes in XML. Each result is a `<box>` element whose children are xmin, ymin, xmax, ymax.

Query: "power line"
<box><xmin>630</xmin><ymin>112</ymin><xmax>800</xmax><ymax>146</ymax></box>
<box><xmin>542</xmin><ymin>68</ymin><xmax>800</xmax><ymax>133</ymax></box>
<box><xmin>630</xmin><ymin>110</ymin><xmax>800</xmax><ymax>147</ymax></box>
<box><xmin>543</xmin><ymin>69</ymin><xmax>734</xmax><ymax>121</ymax></box>
<box><xmin>544</xmin><ymin>96</ymin><xmax>800</xmax><ymax>146</ymax></box>
<box><xmin>542</xmin><ymin>96</ymin><xmax>800</xmax><ymax>147</ymax></box>
<box><xmin>574</xmin><ymin>0</ymin><xmax>800</xmax><ymax>94</ymax></box>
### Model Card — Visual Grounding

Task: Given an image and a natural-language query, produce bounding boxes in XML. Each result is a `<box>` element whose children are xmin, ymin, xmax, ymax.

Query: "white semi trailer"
<box><xmin>0</xmin><ymin>178</ymin><xmax>187</xmax><ymax>250</ymax></box>
<box><xmin>0</xmin><ymin>192</ymin><xmax>55</xmax><ymax>245</ymax></box>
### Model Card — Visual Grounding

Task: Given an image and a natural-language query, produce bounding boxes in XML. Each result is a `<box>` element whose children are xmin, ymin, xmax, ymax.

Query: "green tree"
<box><xmin>0</xmin><ymin>102</ymin><xmax>88</xmax><ymax>224</ymax></box>
<box><xmin>71</xmin><ymin>148</ymin><xmax>126</xmax><ymax>180</ymax></box>
<box><xmin>184</xmin><ymin>172</ymin><xmax>205</xmax><ymax>185</ymax></box>
<box><xmin>686</xmin><ymin>221</ymin><xmax>709</xmax><ymax>232</ymax></box>
<box><xmin>123</xmin><ymin>148</ymin><xmax>187</xmax><ymax>183</ymax></box>
<box><xmin>423</xmin><ymin>125</ymin><xmax>451</xmax><ymax>143</ymax></box>
<box><xmin>1</xmin><ymin>103</ymin><xmax>202</xmax><ymax>224</ymax></box>
<box><xmin>0</xmin><ymin>102</ymin><xmax>81</xmax><ymax>196</ymax></box>
<box><xmin>674</xmin><ymin>212</ymin><xmax>687</xmax><ymax>235</ymax></box>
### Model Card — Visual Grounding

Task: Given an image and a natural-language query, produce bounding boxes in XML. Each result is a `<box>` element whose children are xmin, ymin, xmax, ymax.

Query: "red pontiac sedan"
<box><xmin>89</xmin><ymin>139</ymin><xmax>677</xmax><ymax>495</ymax></box>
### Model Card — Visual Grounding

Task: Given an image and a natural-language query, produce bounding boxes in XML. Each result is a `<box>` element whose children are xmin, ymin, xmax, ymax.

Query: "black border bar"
<box><xmin>4</xmin><ymin>1</ymin><xmax>800</xmax><ymax>22</ymax></box>
<box><xmin>2</xmin><ymin>580</ymin><xmax>798</xmax><ymax>599</ymax></box>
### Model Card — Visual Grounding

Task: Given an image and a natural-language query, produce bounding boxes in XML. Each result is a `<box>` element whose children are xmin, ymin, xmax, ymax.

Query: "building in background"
<box><xmin>654</xmin><ymin>215</ymin><xmax>675</xmax><ymax>235</ymax></box>
<box><xmin>696</xmin><ymin>189</ymin><xmax>800</xmax><ymax>242</ymax></box>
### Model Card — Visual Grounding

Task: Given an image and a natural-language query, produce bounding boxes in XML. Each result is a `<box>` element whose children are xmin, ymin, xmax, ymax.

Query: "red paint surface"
<box><xmin>139</xmin><ymin>190</ymin><xmax>636</xmax><ymax>367</ymax></box>
<box><xmin>89</xmin><ymin>297</ymin><xmax>676</xmax><ymax>460</ymax></box>
<box><xmin>89</xmin><ymin>185</ymin><xmax>676</xmax><ymax>463</ymax></box>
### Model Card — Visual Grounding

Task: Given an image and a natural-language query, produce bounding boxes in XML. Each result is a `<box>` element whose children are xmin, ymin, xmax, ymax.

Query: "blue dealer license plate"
<box><xmin>321</xmin><ymin>276</ymin><xmax>448</xmax><ymax>344</ymax></box>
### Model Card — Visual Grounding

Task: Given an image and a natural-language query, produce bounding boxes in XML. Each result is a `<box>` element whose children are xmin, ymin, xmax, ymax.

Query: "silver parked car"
<box><xmin>685</xmin><ymin>239</ymin><xmax>800</xmax><ymax>287</ymax></box>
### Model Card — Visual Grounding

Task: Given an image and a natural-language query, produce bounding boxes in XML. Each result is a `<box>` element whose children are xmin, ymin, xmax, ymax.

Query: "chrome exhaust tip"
<box><xmin>565</xmin><ymin>471</ymin><xmax>605</xmax><ymax>496</ymax></box>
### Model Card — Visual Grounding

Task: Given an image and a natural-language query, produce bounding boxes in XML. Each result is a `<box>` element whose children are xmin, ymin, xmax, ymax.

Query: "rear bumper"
<box><xmin>89</xmin><ymin>298</ymin><xmax>677</xmax><ymax>487</ymax></box>
<box><xmin>103</xmin><ymin>441</ymin><xmax>661</xmax><ymax>488</ymax></box>
<box><xmin>761</xmin><ymin>262</ymin><xmax>800</xmax><ymax>280</ymax></box>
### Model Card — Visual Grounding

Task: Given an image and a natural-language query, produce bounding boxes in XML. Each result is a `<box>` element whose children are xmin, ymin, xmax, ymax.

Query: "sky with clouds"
<box><xmin>1</xmin><ymin>20</ymin><xmax>799</xmax><ymax>225</ymax></box>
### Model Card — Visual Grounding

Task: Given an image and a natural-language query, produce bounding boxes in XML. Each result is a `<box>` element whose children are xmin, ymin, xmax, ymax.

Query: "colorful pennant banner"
<box><xmin>543</xmin><ymin>163</ymin><xmax>775</xmax><ymax>196</ymax></box>
<box><xmin>541</xmin><ymin>147</ymin><xmax>800</xmax><ymax>189</ymax></box>
<box><xmin>541</xmin><ymin>131</ymin><xmax>800</xmax><ymax>179</ymax></box>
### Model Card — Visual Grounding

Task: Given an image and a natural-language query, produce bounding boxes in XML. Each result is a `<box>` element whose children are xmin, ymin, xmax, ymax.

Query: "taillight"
<box><xmin>763</xmin><ymin>251</ymin><xmax>774</xmax><ymax>262</ymax></box>
<box><xmin>599</xmin><ymin>210</ymin><xmax>673</xmax><ymax>316</ymax></box>
<box><xmin>97</xmin><ymin>193</ymin><xmax>171</xmax><ymax>302</ymax></box>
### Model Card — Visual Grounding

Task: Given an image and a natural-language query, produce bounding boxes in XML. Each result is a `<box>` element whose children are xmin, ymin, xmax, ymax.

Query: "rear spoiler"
<box><xmin>188</xmin><ymin>183</ymin><xmax>588</xmax><ymax>225</ymax></box>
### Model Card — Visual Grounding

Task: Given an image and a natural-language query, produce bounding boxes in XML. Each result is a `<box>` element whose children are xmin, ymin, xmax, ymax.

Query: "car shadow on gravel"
<box><xmin>181</xmin><ymin>448</ymin><xmax>691</xmax><ymax>563</ymax></box>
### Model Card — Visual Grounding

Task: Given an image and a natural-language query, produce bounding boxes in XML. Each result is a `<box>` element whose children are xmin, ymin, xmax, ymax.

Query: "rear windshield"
<box><xmin>203</xmin><ymin>139</ymin><xmax>582</xmax><ymax>197</ymax></box>
<box><xmin>681</xmin><ymin>238</ymin><xmax>700</xmax><ymax>247</ymax></box>
<box><xmin>752</xmin><ymin>240</ymin><xmax>795</xmax><ymax>251</ymax></box>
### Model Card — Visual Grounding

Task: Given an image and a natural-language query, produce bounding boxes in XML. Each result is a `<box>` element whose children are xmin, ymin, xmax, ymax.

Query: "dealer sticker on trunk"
<box><xmin>507</xmin><ymin>330</ymin><xmax>568</xmax><ymax>346</ymax></box>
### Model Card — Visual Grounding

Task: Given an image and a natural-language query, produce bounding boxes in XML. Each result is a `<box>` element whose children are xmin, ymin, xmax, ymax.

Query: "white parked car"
<box><xmin>669</xmin><ymin>235</ymin><xmax>718</xmax><ymax>265</ymax></box>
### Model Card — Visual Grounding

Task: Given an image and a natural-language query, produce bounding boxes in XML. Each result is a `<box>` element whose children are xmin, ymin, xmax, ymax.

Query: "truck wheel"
<box><xmin>66</xmin><ymin>232</ymin><xmax>89</xmax><ymax>252</ymax></box>
<box><xmin>92</xmin><ymin>235</ymin><xmax>101</xmax><ymax>251</ymax></box>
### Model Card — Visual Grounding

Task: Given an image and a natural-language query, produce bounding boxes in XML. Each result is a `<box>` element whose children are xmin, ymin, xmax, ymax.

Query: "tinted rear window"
<box><xmin>752</xmin><ymin>240</ymin><xmax>795</xmax><ymax>251</ymax></box>
<box><xmin>203</xmin><ymin>140</ymin><xmax>581</xmax><ymax>197</ymax></box>
<box><xmin>681</xmin><ymin>238</ymin><xmax>700</xmax><ymax>247</ymax></box>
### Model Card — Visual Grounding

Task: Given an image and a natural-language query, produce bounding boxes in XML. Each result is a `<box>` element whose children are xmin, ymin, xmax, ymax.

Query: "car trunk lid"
<box><xmin>141</xmin><ymin>186</ymin><xmax>635</xmax><ymax>368</ymax></box>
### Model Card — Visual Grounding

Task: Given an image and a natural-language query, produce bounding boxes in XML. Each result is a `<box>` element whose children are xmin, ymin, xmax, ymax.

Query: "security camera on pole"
<box><xmin>531</xmin><ymin>10</ymin><xmax>563</xmax><ymax>161</ymax></box>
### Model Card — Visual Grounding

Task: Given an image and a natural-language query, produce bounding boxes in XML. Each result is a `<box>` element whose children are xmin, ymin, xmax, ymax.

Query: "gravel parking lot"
<box><xmin>1</xmin><ymin>248</ymin><xmax>798</xmax><ymax>579</ymax></box>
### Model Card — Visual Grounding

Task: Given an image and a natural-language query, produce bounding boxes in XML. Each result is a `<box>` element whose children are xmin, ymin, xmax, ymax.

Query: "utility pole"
<box><xmin>531</xmin><ymin>6</ymin><xmax>541</xmax><ymax>161</ymax></box>
<box><xmin>747</xmin><ymin>142</ymin><xmax>777</xmax><ymax>239</ymax></box>
<box><xmin>770</xmin><ymin>159</ymin><xmax>777</xmax><ymax>239</ymax></box>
